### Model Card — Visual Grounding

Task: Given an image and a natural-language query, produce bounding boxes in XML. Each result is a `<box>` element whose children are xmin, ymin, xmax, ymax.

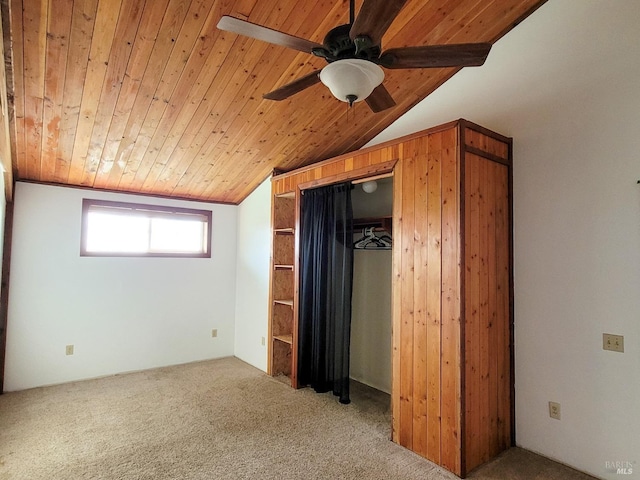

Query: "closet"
<box><xmin>267</xmin><ymin>119</ymin><xmax>513</xmax><ymax>478</ymax></box>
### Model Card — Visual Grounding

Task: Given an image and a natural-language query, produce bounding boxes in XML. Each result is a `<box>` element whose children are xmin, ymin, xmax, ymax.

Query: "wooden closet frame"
<box><xmin>269</xmin><ymin>119</ymin><xmax>514</xmax><ymax>478</ymax></box>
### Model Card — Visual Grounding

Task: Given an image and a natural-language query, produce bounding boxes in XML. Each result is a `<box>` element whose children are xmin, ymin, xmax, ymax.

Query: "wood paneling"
<box><xmin>270</xmin><ymin>119</ymin><xmax>513</xmax><ymax>477</ymax></box>
<box><xmin>440</xmin><ymin>128</ymin><xmax>461</xmax><ymax>472</ymax></box>
<box><xmin>0</xmin><ymin>4</ymin><xmax>13</xmax><ymax>197</ymax></box>
<box><xmin>3</xmin><ymin>0</ymin><xmax>545</xmax><ymax>203</ymax></box>
<box><xmin>463</xmin><ymin>153</ymin><xmax>511</xmax><ymax>472</ymax></box>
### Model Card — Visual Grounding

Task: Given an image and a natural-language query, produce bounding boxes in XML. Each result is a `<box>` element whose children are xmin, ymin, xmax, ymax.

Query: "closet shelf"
<box><xmin>273</xmin><ymin>334</ymin><xmax>293</xmax><ymax>345</ymax></box>
<box><xmin>274</xmin><ymin>264</ymin><xmax>294</xmax><ymax>270</ymax></box>
<box><xmin>274</xmin><ymin>299</ymin><xmax>294</xmax><ymax>307</ymax></box>
<box><xmin>274</xmin><ymin>228</ymin><xmax>295</xmax><ymax>235</ymax></box>
<box><xmin>353</xmin><ymin>216</ymin><xmax>392</xmax><ymax>233</ymax></box>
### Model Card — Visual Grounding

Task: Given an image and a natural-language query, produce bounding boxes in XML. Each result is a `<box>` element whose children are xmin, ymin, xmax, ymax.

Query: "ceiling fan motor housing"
<box><xmin>313</xmin><ymin>24</ymin><xmax>381</xmax><ymax>63</ymax></box>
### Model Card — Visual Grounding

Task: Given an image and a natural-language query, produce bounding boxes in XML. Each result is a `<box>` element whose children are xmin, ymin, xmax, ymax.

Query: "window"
<box><xmin>81</xmin><ymin>199</ymin><xmax>212</xmax><ymax>257</ymax></box>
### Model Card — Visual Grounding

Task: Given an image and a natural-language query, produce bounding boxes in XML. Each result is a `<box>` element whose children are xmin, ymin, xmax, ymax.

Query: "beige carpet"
<box><xmin>0</xmin><ymin>357</ymin><xmax>595</xmax><ymax>479</ymax></box>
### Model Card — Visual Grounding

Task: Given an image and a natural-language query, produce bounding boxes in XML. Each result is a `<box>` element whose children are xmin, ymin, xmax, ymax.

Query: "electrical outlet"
<box><xmin>211</xmin><ymin>329</ymin><xmax>218</xmax><ymax>338</ymax></box>
<box><xmin>548</xmin><ymin>401</ymin><xmax>561</xmax><ymax>420</ymax></box>
<box><xmin>261</xmin><ymin>336</ymin><xmax>266</xmax><ymax>346</ymax></box>
<box><xmin>65</xmin><ymin>345</ymin><xmax>74</xmax><ymax>356</ymax></box>
<box><xmin>603</xmin><ymin>333</ymin><xmax>624</xmax><ymax>353</ymax></box>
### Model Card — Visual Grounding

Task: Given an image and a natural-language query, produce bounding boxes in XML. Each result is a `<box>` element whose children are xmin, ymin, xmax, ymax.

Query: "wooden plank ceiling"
<box><xmin>3</xmin><ymin>0</ymin><xmax>544</xmax><ymax>204</ymax></box>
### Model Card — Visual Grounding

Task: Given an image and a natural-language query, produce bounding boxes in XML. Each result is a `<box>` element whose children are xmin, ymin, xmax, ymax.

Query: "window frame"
<box><xmin>80</xmin><ymin>198</ymin><xmax>212</xmax><ymax>258</ymax></box>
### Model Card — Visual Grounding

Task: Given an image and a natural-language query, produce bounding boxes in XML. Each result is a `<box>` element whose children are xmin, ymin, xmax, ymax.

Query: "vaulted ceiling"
<box><xmin>1</xmin><ymin>0</ymin><xmax>545</xmax><ymax>204</ymax></box>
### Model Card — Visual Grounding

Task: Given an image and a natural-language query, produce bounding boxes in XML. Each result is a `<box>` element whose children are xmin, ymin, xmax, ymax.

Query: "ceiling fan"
<box><xmin>217</xmin><ymin>0</ymin><xmax>492</xmax><ymax>113</ymax></box>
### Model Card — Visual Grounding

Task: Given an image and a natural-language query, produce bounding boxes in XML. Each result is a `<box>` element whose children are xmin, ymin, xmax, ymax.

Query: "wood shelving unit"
<box><xmin>267</xmin><ymin>190</ymin><xmax>298</xmax><ymax>386</ymax></box>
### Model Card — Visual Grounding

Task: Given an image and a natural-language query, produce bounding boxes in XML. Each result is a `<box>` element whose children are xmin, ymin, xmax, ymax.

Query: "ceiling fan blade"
<box><xmin>350</xmin><ymin>0</ymin><xmax>408</xmax><ymax>46</ymax></box>
<box><xmin>217</xmin><ymin>16</ymin><xmax>323</xmax><ymax>54</ymax></box>
<box><xmin>263</xmin><ymin>70</ymin><xmax>322</xmax><ymax>101</ymax></box>
<box><xmin>365</xmin><ymin>84</ymin><xmax>396</xmax><ymax>113</ymax></box>
<box><xmin>379</xmin><ymin>43</ymin><xmax>492</xmax><ymax>69</ymax></box>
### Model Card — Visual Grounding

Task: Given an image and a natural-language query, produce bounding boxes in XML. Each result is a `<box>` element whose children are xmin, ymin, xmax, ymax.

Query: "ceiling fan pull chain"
<box><xmin>346</xmin><ymin>100</ymin><xmax>356</xmax><ymax>123</ymax></box>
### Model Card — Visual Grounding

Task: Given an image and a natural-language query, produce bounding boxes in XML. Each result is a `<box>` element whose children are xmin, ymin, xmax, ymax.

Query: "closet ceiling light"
<box><xmin>362</xmin><ymin>180</ymin><xmax>378</xmax><ymax>193</ymax></box>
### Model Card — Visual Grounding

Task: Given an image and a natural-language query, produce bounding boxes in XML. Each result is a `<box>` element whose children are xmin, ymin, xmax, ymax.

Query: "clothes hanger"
<box><xmin>353</xmin><ymin>227</ymin><xmax>392</xmax><ymax>250</ymax></box>
<box><xmin>377</xmin><ymin>233</ymin><xmax>392</xmax><ymax>247</ymax></box>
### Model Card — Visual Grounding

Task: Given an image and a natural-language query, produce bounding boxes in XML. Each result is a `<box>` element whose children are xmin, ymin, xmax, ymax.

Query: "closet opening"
<box><xmin>296</xmin><ymin>173</ymin><xmax>393</xmax><ymax>410</ymax></box>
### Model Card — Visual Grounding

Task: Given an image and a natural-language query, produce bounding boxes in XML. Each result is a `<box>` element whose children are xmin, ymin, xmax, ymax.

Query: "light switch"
<box><xmin>603</xmin><ymin>333</ymin><xmax>624</xmax><ymax>353</ymax></box>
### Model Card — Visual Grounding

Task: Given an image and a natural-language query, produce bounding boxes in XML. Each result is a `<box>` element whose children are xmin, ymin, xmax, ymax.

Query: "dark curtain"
<box><xmin>298</xmin><ymin>183</ymin><xmax>354</xmax><ymax>404</ymax></box>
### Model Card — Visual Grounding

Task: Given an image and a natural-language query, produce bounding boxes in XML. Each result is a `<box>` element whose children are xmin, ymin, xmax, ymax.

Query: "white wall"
<box><xmin>366</xmin><ymin>1</ymin><xmax>640</xmax><ymax>478</ymax></box>
<box><xmin>4</xmin><ymin>182</ymin><xmax>237</xmax><ymax>391</ymax></box>
<box><xmin>234</xmin><ymin>177</ymin><xmax>271</xmax><ymax>371</ymax></box>
<box><xmin>350</xmin><ymin>249</ymin><xmax>392</xmax><ymax>393</ymax></box>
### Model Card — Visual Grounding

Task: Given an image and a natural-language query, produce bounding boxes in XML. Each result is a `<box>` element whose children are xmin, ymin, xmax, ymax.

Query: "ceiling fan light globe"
<box><xmin>319</xmin><ymin>59</ymin><xmax>384</xmax><ymax>104</ymax></box>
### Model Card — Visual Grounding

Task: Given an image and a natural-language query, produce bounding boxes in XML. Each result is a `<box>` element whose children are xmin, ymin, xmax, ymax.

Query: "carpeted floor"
<box><xmin>0</xmin><ymin>357</ymin><xmax>596</xmax><ymax>479</ymax></box>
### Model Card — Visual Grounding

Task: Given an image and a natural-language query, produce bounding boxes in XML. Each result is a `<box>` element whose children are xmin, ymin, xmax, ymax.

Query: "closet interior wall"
<box><xmin>268</xmin><ymin>119</ymin><xmax>513</xmax><ymax>478</ymax></box>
